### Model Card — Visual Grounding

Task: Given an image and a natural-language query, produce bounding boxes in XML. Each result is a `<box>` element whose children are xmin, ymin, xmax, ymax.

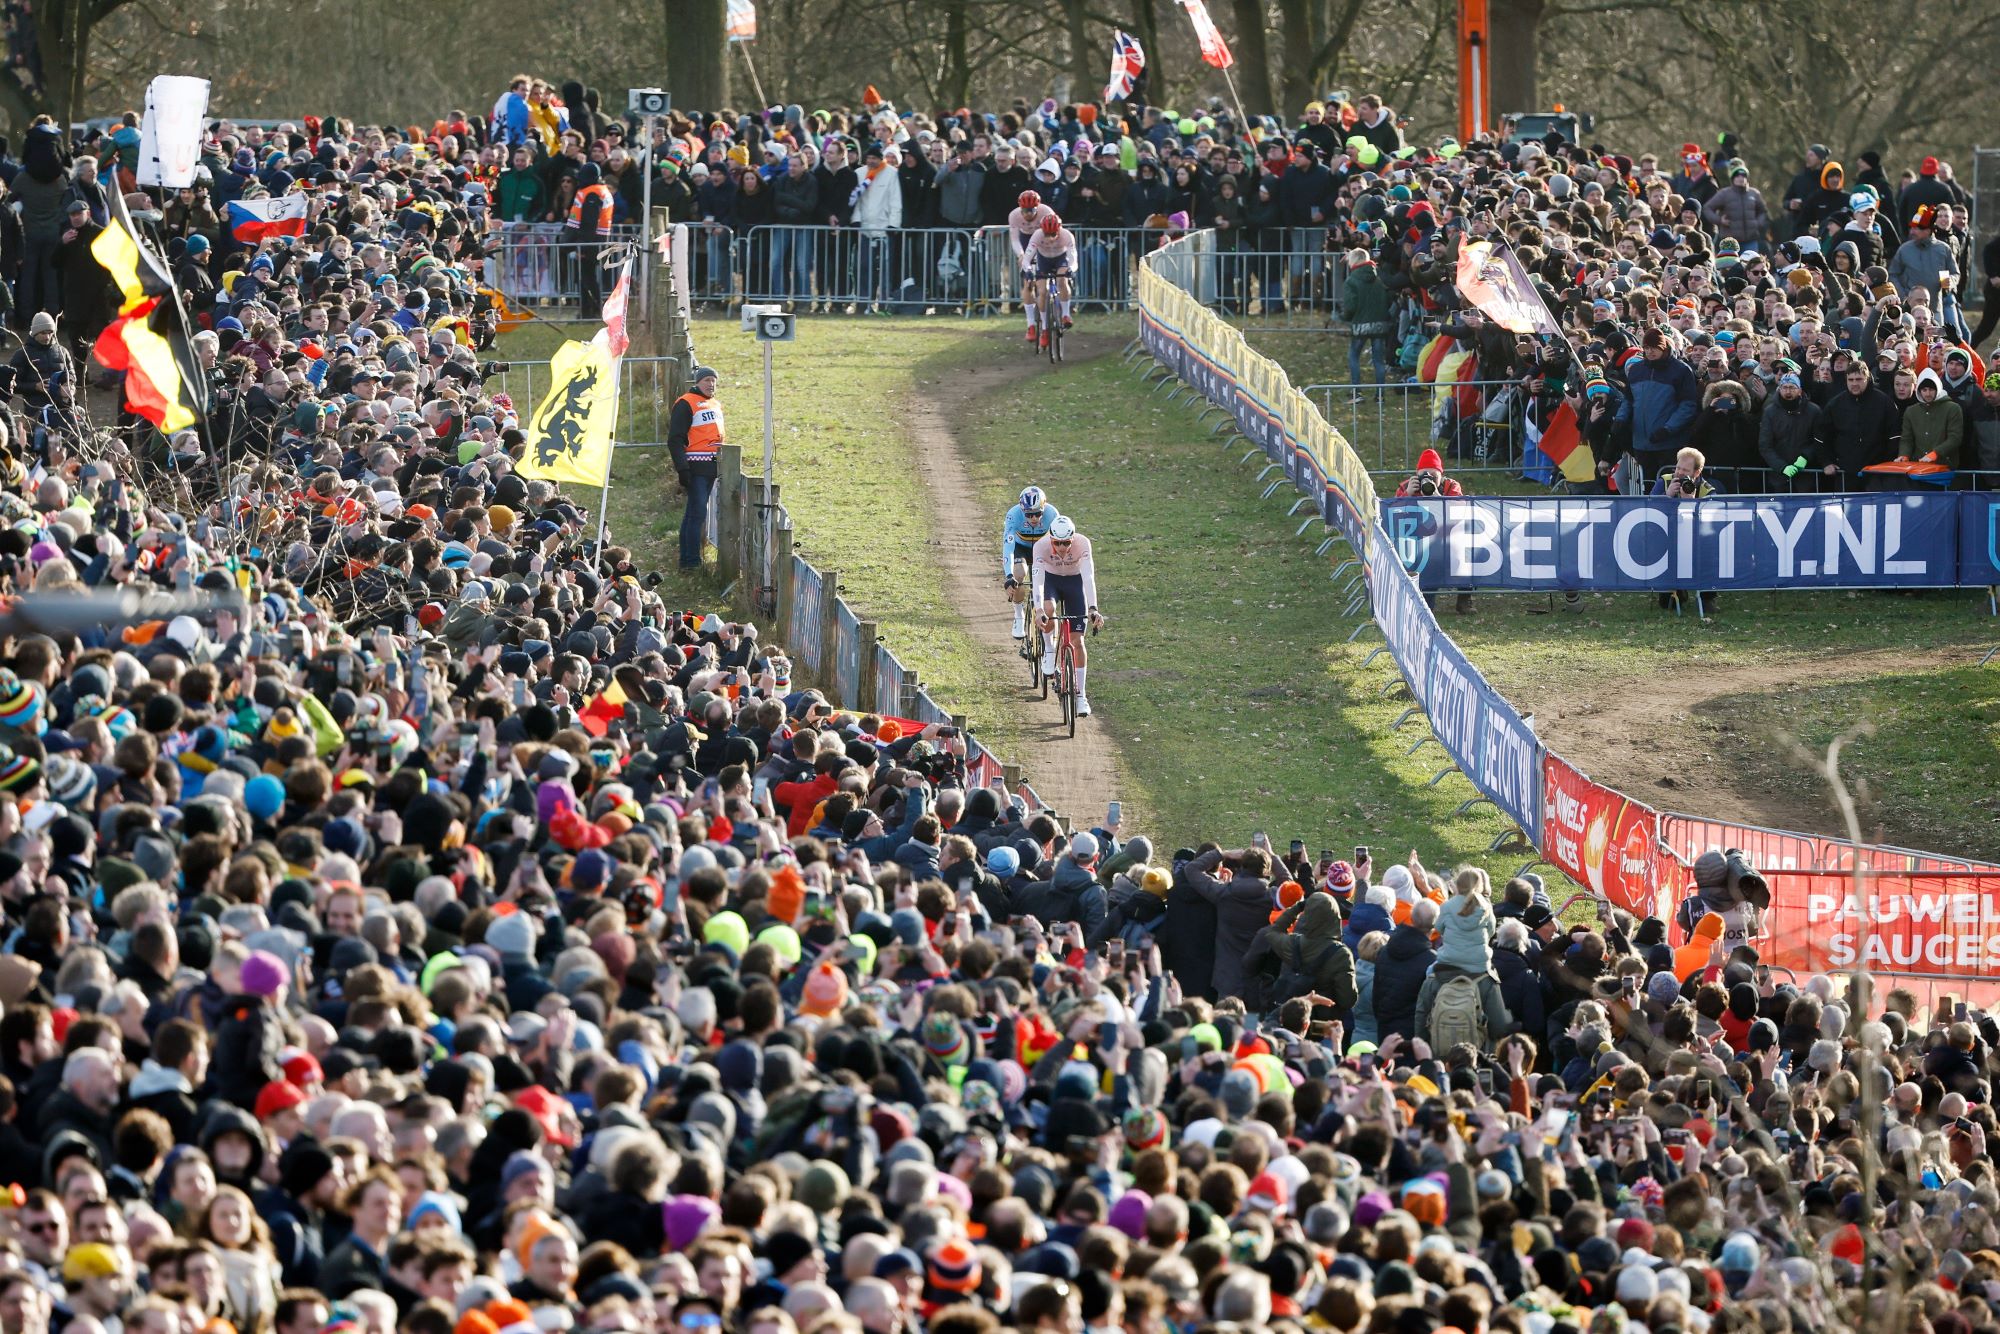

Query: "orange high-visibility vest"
<box><xmin>677</xmin><ymin>392</ymin><xmax>724</xmax><ymax>462</ymax></box>
<box><xmin>567</xmin><ymin>182</ymin><xmax>615</xmax><ymax>238</ymax></box>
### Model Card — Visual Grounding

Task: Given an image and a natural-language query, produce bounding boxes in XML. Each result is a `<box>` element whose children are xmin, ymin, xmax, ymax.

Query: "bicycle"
<box><xmin>1046</xmin><ymin>613</ymin><xmax>1099</xmax><ymax>737</ymax></box>
<box><xmin>1038</xmin><ymin>269</ymin><xmax>1072</xmax><ymax>364</ymax></box>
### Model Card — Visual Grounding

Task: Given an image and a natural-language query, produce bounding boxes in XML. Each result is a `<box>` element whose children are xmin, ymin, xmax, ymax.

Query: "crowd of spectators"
<box><xmin>0</xmin><ymin>84</ymin><xmax>1993</xmax><ymax>1334</ymax></box>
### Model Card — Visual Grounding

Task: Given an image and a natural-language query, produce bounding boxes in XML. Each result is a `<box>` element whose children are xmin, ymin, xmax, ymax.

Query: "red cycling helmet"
<box><xmin>1018</xmin><ymin>190</ymin><xmax>1041</xmax><ymax>212</ymax></box>
<box><xmin>1040</xmin><ymin>214</ymin><xmax>1061</xmax><ymax>235</ymax></box>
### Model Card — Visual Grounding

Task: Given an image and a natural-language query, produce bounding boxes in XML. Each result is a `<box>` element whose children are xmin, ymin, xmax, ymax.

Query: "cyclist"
<box><xmin>1007</xmin><ymin>190</ymin><xmax>1052</xmax><ymax>344</ymax></box>
<box><xmin>1030</xmin><ymin>514</ymin><xmax>1103</xmax><ymax>716</ymax></box>
<box><xmin>1002</xmin><ymin>485</ymin><xmax>1062</xmax><ymax>643</ymax></box>
<box><xmin>1024</xmin><ymin>213</ymin><xmax>1078</xmax><ymax>350</ymax></box>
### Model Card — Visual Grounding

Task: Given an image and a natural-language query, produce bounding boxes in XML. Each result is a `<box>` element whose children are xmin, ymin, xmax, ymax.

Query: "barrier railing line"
<box><xmin>702</xmin><ymin>441</ymin><xmax>1061</xmax><ymax>826</ymax></box>
<box><xmin>1136</xmin><ymin>228</ymin><xmax>2000</xmax><ymax>985</ymax></box>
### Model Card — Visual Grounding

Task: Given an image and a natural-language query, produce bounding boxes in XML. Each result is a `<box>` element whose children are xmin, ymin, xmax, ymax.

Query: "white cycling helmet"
<box><xmin>1049</xmin><ymin>516</ymin><xmax>1077</xmax><ymax>542</ymax></box>
<box><xmin>1020</xmin><ymin>486</ymin><xmax>1046</xmax><ymax>512</ymax></box>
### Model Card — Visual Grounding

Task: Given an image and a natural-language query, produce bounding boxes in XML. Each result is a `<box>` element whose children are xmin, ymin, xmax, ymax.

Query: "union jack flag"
<box><xmin>1104</xmin><ymin>30</ymin><xmax>1145</xmax><ymax>103</ymax></box>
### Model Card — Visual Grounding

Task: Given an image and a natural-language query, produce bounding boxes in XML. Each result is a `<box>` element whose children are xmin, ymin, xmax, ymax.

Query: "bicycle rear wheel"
<box><xmin>1028</xmin><ymin>619</ymin><xmax>1044</xmax><ymax>691</ymax></box>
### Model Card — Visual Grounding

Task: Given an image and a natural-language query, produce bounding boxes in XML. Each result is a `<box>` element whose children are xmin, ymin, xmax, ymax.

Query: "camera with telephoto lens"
<box><xmin>1723</xmin><ymin>849</ymin><xmax>1770</xmax><ymax>909</ymax></box>
<box><xmin>1417</xmin><ymin>477</ymin><xmax>1439</xmax><ymax>496</ymax></box>
<box><xmin>1672</xmin><ymin>474</ymin><xmax>1699</xmax><ymax>496</ymax></box>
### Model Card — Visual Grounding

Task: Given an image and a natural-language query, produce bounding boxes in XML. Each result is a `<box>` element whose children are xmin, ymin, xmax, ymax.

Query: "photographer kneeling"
<box><xmin>1650</xmin><ymin>446</ymin><xmax>1724</xmax><ymax>611</ymax></box>
<box><xmin>1397</xmin><ymin>448</ymin><xmax>1472</xmax><ymax>614</ymax></box>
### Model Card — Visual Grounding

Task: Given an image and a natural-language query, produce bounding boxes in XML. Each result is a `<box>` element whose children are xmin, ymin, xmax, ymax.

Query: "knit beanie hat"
<box><xmin>240</xmin><ymin>950</ymin><xmax>288</xmax><ymax>998</ymax></box>
<box><xmin>800</xmin><ymin>963</ymin><xmax>849</xmax><ymax>1018</ymax></box>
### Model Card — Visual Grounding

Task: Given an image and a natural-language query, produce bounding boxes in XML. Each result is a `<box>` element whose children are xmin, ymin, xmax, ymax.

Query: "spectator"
<box><xmin>1825</xmin><ymin>360</ymin><xmax>1899</xmax><ymax>486</ymax></box>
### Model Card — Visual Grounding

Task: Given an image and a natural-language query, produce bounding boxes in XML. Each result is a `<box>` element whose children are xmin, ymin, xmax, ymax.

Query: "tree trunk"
<box><xmin>665</xmin><ymin>0</ymin><xmax>731</xmax><ymax>115</ymax></box>
<box><xmin>1228</xmin><ymin>0</ymin><xmax>1276</xmax><ymax>119</ymax></box>
<box><xmin>1488</xmin><ymin>0</ymin><xmax>1545</xmax><ymax>119</ymax></box>
<box><xmin>1276</xmin><ymin>0</ymin><xmax>1365</xmax><ymax>121</ymax></box>
<box><xmin>1130</xmin><ymin>0</ymin><xmax>1163</xmax><ymax>110</ymax></box>
<box><xmin>939</xmin><ymin>0</ymin><xmax>973</xmax><ymax>117</ymax></box>
<box><xmin>1063</xmin><ymin>0</ymin><xmax>1097</xmax><ymax>104</ymax></box>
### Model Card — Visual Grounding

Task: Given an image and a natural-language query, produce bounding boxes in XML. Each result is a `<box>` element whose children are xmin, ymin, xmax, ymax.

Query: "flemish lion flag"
<box><xmin>517</xmin><ymin>338</ymin><xmax>619</xmax><ymax>487</ymax></box>
<box><xmin>1454</xmin><ymin>240</ymin><xmax>1562</xmax><ymax>337</ymax></box>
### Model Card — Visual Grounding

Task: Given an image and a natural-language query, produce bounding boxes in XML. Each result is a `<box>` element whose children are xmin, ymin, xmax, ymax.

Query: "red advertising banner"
<box><xmin>1752</xmin><ymin>871</ymin><xmax>2000</xmax><ymax>1009</ymax></box>
<box><xmin>1542</xmin><ymin>755</ymin><xmax>1668</xmax><ymax>917</ymax></box>
<box><xmin>1657</xmin><ymin>813</ymin><xmax>2000</xmax><ymax>878</ymax></box>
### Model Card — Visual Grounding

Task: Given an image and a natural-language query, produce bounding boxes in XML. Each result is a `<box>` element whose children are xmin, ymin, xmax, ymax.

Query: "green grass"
<box><xmin>955</xmin><ymin>350</ymin><xmax>1553</xmax><ymax>875</ymax></box>
<box><xmin>497</xmin><ymin>314</ymin><xmax>1049</xmax><ymax>776</ymax></box>
<box><xmin>1699</xmin><ymin>666</ymin><xmax>2000</xmax><ymax>862</ymax></box>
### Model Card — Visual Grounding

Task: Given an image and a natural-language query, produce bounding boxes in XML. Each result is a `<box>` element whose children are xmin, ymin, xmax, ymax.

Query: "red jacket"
<box><xmin>775</xmin><ymin>772</ymin><xmax>836</xmax><ymax>836</ymax></box>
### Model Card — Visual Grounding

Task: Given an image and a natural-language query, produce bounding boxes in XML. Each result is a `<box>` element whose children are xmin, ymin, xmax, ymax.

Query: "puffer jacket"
<box><xmin>1371</xmin><ymin>922</ymin><xmax>1437</xmax><ymax>1044</ymax></box>
<box><xmin>771</xmin><ymin>169</ymin><xmax>819</xmax><ymax>224</ymax></box>
<box><xmin>1758</xmin><ymin>391</ymin><xmax>1826</xmax><ymax>476</ymax></box>
<box><xmin>1700</xmin><ymin>183</ymin><xmax>1770</xmax><ymax>246</ymax></box>
<box><xmin>1624</xmin><ymin>350</ymin><xmax>1700</xmax><ymax>455</ymax></box>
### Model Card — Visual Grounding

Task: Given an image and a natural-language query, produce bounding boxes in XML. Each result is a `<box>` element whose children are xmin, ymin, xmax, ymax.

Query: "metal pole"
<box><xmin>639</xmin><ymin>113</ymin><xmax>656</xmax><ymax>327</ymax></box>
<box><xmin>762</xmin><ymin>337</ymin><xmax>775</xmax><ymax>590</ymax></box>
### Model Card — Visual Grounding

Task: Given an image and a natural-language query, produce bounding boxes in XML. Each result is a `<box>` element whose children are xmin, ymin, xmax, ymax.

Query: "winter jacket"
<box><xmin>1352</xmin><ymin>960</ymin><xmax>1380</xmax><ymax>1046</ymax></box>
<box><xmin>1161</xmin><ymin>857</ymin><xmax>1220</xmax><ymax>1000</ymax></box>
<box><xmin>1903</xmin><ymin>371</ymin><xmax>1963</xmax><ymax>465</ymax></box>
<box><xmin>1277</xmin><ymin>162</ymin><xmax>1333</xmax><ymax>227</ymax></box>
<box><xmin>1898</xmin><ymin>175</ymin><xmax>1955</xmax><ymax>230</ymax></box>
<box><xmin>1340</xmin><ymin>263</ymin><xmax>1393</xmax><ymax>333</ymax></box>
<box><xmin>771</xmin><ymin>169</ymin><xmax>819</xmax><ymax>225</ymax></box>
<box><xmin>1494</xmin><ymin>945</ymin><xmax>1547</xmax><ymax>1043</ymax></box>
<box><xmin>1700</xmin><ymin>183</ymin><xmax>1770</xmax><ymax>247</ymax></box>
<box><xmin>207</xmin><ymin>992</ymin><xmax>285</xmax><ymax>1110</ymax></box>
<box><xmin>1181</xmin><ymin>850</ymin><xmax>1277</xmax><ymax>1001</ymax></box>
<box><xmin>1121</xmin><ymin>168</ymin><xmax>1171</xmax><ymax>227</ymax></box>
<box><xmin>124</xmin><ymin>1059</ymin><xmax>199</xmax><ymax>1144</ymax></box>
<box><xmin>1343</xmin><ymin>897</ymin><xmax>1394</xmax><ymax>951</ymax></box>
<box><xmin>1435</xmin><ymin>892</ymin><xmax>1495</xmax><ymax>975</ymax></box>
<box><xmin>1890</xmin><ymin>235</ymin><xmax>1959</xmax><ymax>304</ymax></box>
<box><xmin>1413</xmin><ymin>966</ymin><xmax>1513</xmax><ymax>1047</ymax></box>
<box><xmin>1371</xmin><ymin>922</ymin><xmax>1438</xmax><ymax>1044</ymax></box>
<box><xmin>496</xmin><ymin>166</ymin><xmax>546</xmax><ymax>222</ymax></box>
<box><xmin>1245</xmin><ymin>895</ymin><xmax>1359</xmax><ymax>1016</ymax></box>
<box><xmin>1758</xmin><ymin>393</ymin><xmax>1827</xmax><ymax>479</ymax></box>
<box><xmin>933</xmin><ymin>161</ymin><xmax>985</xmax><ymax>227</ymax></box>
<box><xmin>1689</xmin><ymin>379</ymin><xmax>1760</xmax><ymax>472</ymax></box>
<box><xmin>853</xmin><ymin>164</ymin><xmax>903</xmax><ymax>235</ymax></box>
<box><xmin>1624</xmin><ymin>351</ymin><xmax>1700</xmax><ymax>455</ymax></box>
<box><xmin>1822</xmin><ymin>382</ymin><xmax>1900</xmax><ymax>478</ymax></box>
<box><xmin>1966</xmin><ymin>391</ymin><xmax>2000</xmax><ymax>472</ymax></box>
<box><xmin>1013</xmin><ymin>857</ymin><xmax>1110</xmax><ymax>944</ymax></box>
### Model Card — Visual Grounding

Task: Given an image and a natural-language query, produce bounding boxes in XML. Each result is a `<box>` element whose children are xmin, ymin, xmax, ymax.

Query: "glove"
<box><xmin>1783</xmin><ymin>455</ymin><xmax>1808</xmax><ymax>478</ymax></box>
<box><xmin>1922</xmin><ymin>452</ymin><xmax>1939</xmax><ymax>463</ymax></box>
<box><xmin>1004</xmin><ymin>575</ymin><xmax>1018</xmax><ymax>590</ymax></box>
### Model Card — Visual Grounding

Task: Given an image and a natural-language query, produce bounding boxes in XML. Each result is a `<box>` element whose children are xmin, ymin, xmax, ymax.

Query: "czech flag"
<box><xmin>224</xmin><ymin>195</ymin><xmax>308</xmax><ymax>243</ymax></box>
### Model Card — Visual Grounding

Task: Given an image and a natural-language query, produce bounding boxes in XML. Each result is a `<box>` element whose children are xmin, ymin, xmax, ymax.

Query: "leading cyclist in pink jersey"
<box><xmin>1020</xmin><ymin>214</ymin><xmax>1078</xmax><ymax>350</ymax></box>
<box><xmin>1007</xmin><ymin>191</ymin><xmax>1052</xmax><ymax>344</ymax></box>
<box><xmin>1030</xmin><ymin>515</ymin><xmax>1104</xmax><ymax>715</ymax></box>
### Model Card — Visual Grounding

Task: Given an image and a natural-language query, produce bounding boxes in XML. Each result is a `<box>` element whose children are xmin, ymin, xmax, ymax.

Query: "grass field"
<box><xmin>498</xmin><ymin>315</ymin><xmax>1054</xmax><ymax>777</ymax></box>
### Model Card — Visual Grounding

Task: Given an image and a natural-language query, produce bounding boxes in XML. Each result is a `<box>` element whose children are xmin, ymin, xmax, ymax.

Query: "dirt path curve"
<box><xmin>1538</xmin><ymin>644</ymin><xmax>1986</xmax><ymax>839</ymax></box>
<box><xmin>902</xmin><ymin>334</ymin><xmax>1129</xmax><ymax>823</ymax></box>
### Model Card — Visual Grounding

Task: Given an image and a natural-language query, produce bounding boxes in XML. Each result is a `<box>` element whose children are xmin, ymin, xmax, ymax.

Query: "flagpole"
<box><xmin>1218</xmin><ymin>65</ymin><xmax>1251</xmax><ymax>149</ymax></box>
<box><xmin>736</xmin><ymin>42</ymin><xmax>769</xmax><ymax>114</ymax></box>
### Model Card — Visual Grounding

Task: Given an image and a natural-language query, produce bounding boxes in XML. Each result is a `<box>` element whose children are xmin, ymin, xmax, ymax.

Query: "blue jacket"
<box><xmin>1343</xmin><ymin>898</ymin><xmax>1394</xmax><ymax>951</ymax></box>
<box><xmin>1624</xmin><ymin>352</ymin><xmax>1700</xmax><ymax>453</ymax></box>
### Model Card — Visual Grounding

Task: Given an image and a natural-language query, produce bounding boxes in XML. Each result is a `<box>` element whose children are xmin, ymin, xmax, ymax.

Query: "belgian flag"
<box><xmin>90</xmin><ymin>193</ymin><xmax>203</xmax><ymax>434</ymax></box>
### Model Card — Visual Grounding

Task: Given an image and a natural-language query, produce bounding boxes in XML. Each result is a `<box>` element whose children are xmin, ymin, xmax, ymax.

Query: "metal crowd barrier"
<box><xmin>487</xmin><ymin>222</ymin><xmax>646</xmax><ymax>308</ymax></box>
<box><xmin>738</xmin><ymin>224</ymin><xmax>990</xmax><ymax>314</ymax></box>
<box><xmin>1303</xmin><ymin>379</ymin><xmax>1531</xmax><ymax>477</ymax></box>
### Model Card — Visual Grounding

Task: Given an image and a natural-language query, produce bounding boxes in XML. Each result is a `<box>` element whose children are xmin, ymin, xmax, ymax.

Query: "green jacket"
<box><xmin>496</xmin><ymin>166</ymin><xmax>546</xmax><ymax>223</ymax></box>
<box><xmin>1341</xmin><ymin>263</ymin><xmax>1392</xmax><ymax>333</ymax></box>
<box><xmin>1903</xmin><ymin>375</ymin><xmax>1963</xmax><ymax>466</ymax></box>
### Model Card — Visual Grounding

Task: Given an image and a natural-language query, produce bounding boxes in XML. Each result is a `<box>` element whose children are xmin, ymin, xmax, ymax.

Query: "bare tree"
<box><xmin>666</xmin><ymin>0</ymin><xmax>731</xmax><ymax>112</ymax></box>
<box><xmin>1274</xmin><ymin>0</ymin><xmax>1367</xmax><ymax>117</ymax></box>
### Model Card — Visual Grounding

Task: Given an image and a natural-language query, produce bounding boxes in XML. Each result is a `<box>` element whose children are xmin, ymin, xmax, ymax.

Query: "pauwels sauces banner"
<box><xmin>1756</xmin><ymin>871</ymin><xmax>2000</xmax><ymax>979</ymax></box>
<box><xmin>1543</xmin><ymin>755</ymin><xmax>1665</xmax><ymax>916</ymax></box>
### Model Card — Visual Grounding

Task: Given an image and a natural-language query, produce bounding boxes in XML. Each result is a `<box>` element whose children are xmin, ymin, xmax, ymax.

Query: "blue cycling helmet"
<box><xmin>1020</xmin><ymin>486</ymin><xmax>1045</xmax><ymax>512</ymax></box>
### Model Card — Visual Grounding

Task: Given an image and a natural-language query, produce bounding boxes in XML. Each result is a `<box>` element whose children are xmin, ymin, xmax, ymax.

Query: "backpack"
<box><xmin>1429</xmin><ymin>974</ymin><xmax>1488</xmax><ymax>1053</ymax></box>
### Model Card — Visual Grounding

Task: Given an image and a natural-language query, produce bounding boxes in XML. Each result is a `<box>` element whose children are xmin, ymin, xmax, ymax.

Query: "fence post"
<box><xmin>1002</xmin><ymin>763</ymin><xmax>1022</xmax><ymax>790</ymax></box>
<box><xmin>819</xmin><ymin>572</ymin><xmax>841</xmax><ymax>692</ymax></box>
<box><xmin>773</xmin><ymin>522</ymin><xmax>796</xmax><ymax>652</ymax></box>
<box><xmin>856</xmin><ymin>619</ymin><xmax>879</xmax><ymax>712</ymax></box>
<box><xmin>715</xmin><ymin>444</ymin><xmax>742</xmax><ymax>587</ymax></box>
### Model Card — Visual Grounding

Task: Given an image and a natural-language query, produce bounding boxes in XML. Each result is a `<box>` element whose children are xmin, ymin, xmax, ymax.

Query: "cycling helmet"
<box><xmin>1018</xmin><ymin>190</ymin><xmax>1041</xmax><ymax>212</ymax></box>
<box><xmin>1049</xmin><ymin>516</ymin><xmax>1076</xmax><ymax>542</ymax></box>
<box><xmin>1040</xmin><ymin>214</ymin><xmax>1062</xmax><ymax>235</ymax></box>
<box><xmin>1019</xmin><ymin>486</ymin><xmax>1045</xmax><ymax>513</ymax></box>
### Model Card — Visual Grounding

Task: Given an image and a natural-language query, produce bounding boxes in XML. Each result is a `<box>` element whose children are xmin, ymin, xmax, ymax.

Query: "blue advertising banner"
<box><xmin>1961</xmin><ymin>494</ymin><xmax>2000</xmax><ymax>587</ymax></box>
<box><xmin>1386</xmin><ymin>493</ymin><xmax>1966</xmax><ymax>591</ymax></box>
<box><xmin>1368</xmin><ymin>521</ymin><xmax>1544</xmax><ymax>841</ymax></box>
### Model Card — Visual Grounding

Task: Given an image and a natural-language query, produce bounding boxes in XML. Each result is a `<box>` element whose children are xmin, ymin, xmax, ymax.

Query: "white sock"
<box><xmin>1074</xmin><ymin>667</ymin><xmax>1087</xmax><ymax>695</ymax></box>
<box><xmin>1026</xmin><ymin>305</ymin><xmax>1037</xmax><ymax>329</ymax></box>
<box><xmin>1041</xmin><ymin>646</ymin><xmax>1056</xmax><ymax>672</ymax></box>
<box><xmin>1059</xmin><ymin>296</ymin><xmax>1072</xmax><ymax>319</ymax></box>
